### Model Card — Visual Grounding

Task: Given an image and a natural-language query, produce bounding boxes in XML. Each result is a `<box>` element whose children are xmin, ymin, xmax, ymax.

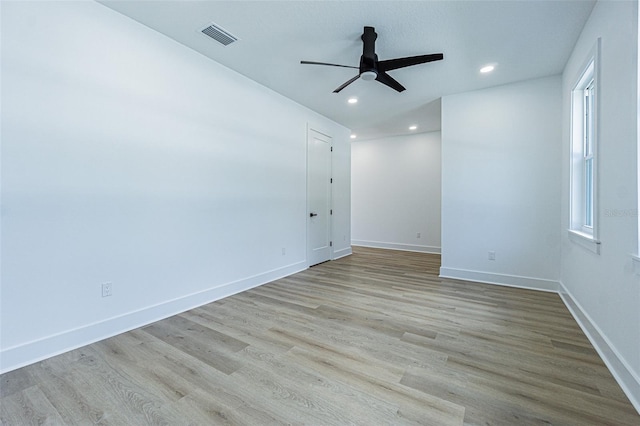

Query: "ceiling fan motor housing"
<box><xmin>361</xmin><ymin>26</ymin><xmax>378</xmax><ymax>73</ymax></box>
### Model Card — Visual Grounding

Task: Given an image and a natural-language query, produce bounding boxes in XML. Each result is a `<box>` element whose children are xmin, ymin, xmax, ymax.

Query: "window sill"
<box><xmin>568</xmin><ymin>229</ymin><xmax>601</xmax><ymax>254</ymax></box>
<box><xmin>632</xmin><ymin>254</ymin><xmax>640</xmax><ymax>276</ymax></box>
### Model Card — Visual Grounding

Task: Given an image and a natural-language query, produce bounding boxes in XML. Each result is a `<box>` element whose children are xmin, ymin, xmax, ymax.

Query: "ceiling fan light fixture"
<box><xmin>350</xmin><ymin>134</ymin><xmax>357</xmax><ymax>139</ymax></box>
<box><xmin>348</xmin><ymin>97</ymin><xmax>358</xmax><ymax>104</ymax></box>
<box><xmin>409</xmin><ymin>125</ymin><xmax>418</xmax><ymax>130</ymax></box>
<box><xmin>361</xmin><ymin>70</ymin><xmax>377</xmax><ymax>81</ymax></box>
<box><xmin>301</xmin><ymin>26</ymin><xmax>443</xmax><ymax>93</ymax></box>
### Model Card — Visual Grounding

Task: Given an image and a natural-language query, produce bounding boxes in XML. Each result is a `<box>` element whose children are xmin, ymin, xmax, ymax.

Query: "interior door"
<box><xmin>307</xmin><ymin>129</ymin><xmax>332</xmax><ymax>266</ymax></box>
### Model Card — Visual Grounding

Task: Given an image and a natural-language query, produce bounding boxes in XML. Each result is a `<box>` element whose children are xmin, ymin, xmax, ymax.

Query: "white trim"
<box><xmin>352</xmin><ymin>240</ymin><xmax>441</xmax><ymax>254</ymax></box>
<box><xmin>558</xmin><ymin>281</ymin><xmax>640</xmax><ymax>414</ymax></box>
<box><xmin>0</xmin><ymin>261</ymin><xmax>307</xmax><ymax>374</ymax></box>
<box><xmin>439</xmin><ymin>267</ymin><xmax>560</xmax><ymax>292</ymax></box>
<box><xmin>569</xmin><ymin>39</ymin><xmax>601</xmax><ymax>244</ymax></box>
<box><xmin>306</xmin><ymin>125</ymin><xmax>333</xmax><ymax>268</ymax></box>
<box><xmin>567</xmin><ymin>229</ymin><xmax>601</xmax><ymax>254</ymax></box>
<box><xmin>332</xmin><ymin>246</ymin><xmax>352</xmax><ymax>260</ymax></box>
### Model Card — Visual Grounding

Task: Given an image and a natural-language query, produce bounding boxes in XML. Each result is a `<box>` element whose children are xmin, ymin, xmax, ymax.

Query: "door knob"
<box><xmin>310</xmin><ymin>212</ymin><xmax>318</xmax><ymax>217</ymax></box>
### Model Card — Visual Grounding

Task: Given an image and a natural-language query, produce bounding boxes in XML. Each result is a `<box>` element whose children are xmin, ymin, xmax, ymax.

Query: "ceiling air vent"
<box><xmin>200</xmin><ymin>22</ymin><xmax>238</xmax><ymax>46</ymax></box>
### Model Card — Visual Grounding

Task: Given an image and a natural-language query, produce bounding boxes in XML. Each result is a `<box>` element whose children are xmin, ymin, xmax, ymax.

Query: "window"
<box><xmin>569</xmin><ymin>40</ymin><xmax>600</xmax><ymax>253</ymax></box>
<box><xmin>584</xmin><ymin>78</ymin><xmax>595</xmax><ymax>229</ymax></box>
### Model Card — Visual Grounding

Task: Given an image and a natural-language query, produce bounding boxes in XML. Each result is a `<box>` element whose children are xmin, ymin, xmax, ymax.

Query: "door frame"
<box><xmin>306</xmin><ymin>125</ymin><xmax>333</xmax><ymax>267</ymax></box>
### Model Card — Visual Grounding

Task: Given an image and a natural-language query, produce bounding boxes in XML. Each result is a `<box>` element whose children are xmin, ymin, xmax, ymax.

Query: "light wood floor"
<box><xmin>1</xmin><ymin>247</ymin><xmax>638</xmax><ymax>425</ymax></box>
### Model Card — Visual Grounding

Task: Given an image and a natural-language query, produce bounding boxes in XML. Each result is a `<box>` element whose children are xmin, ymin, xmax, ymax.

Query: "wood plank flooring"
<box><xmin>2</xmin><ymin>247</ymin><xmax>638</xmax><ymax>425</ymax></box>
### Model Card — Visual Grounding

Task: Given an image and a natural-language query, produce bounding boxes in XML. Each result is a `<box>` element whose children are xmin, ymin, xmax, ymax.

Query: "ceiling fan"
<box><xmin>301</xmin><ymin>26</ymin><xmax>443</xmax><ymax>93</ymax></box>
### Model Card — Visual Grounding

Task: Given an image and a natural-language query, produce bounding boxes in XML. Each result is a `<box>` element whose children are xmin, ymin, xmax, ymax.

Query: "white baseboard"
<box><xmin>439</xmin><ymin>267</ymin><xmax>560</xmax><ymax>292</ymax></box>
<box><xmin>0</xmin><ymin>261</ymin><xmax>307</xmax><ymax>374</ymax></box>
<box><xmin>351</xmin><ymin>240</ymin><xmax>441</xmax><ymax>254</ymax></box>
<box><xmin>558</xmin><ymin>282</ymin><xmax>640</xmax><ymax>414</ymax></box>
<box><xmin>333</xmin><ymin>246</ymin><xmax>352</xmax><ymax>260</ymax></box>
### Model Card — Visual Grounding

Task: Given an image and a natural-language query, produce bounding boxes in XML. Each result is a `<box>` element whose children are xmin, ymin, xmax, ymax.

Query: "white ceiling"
<box><xmin>98</xmin><ymin>0</ymin><xmax>595</xmax><ymax>141</ymax></box>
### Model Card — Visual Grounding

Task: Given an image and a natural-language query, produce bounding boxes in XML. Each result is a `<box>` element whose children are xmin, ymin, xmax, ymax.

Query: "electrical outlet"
<box><xmin>102</xmin><ymin>282</ymin><xmax>112</xmax><ymax>297</ymax></box>
<box><xmin>281</xmin><ymin>248</ymin><xmax>286</xmax><ymax>255</ymax></box>
<box><xmin>417</xmin><ymin>232</ymin><xmax>421</xmax><ymax>238</ymax></box>
<box><xmin>488</xmin><ymin>251</ymin><xmax>496</xmax><ymax>261</ymax></box>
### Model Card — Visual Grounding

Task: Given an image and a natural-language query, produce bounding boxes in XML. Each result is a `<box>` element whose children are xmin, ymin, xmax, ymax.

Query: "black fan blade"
<box><xmin>375</xmin><ymin>71</ymin><xmax>406</xmax><ymax>92</ymax></box>
<box><xmin>378</xmin><ymin>53</ymin><xmax>444</xmax><ymax>72</ymax></box>
<box><xmin>333</xmin><ymin>75</ymin><xmax>360</xmax><ymax>93</ymax></box>
<box><xmin>301</xmin><ymin>60</ymin><xmax>359</xmax><ymax>69</ymax></box>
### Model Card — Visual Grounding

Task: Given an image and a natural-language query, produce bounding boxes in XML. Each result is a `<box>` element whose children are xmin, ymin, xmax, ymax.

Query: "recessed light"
<box><xmin>348</xmin><ymin>97</ymin><xmax>358</xmax><ymax>104</ymax></box>
<box><xmin>409</xmin><ymin>125</ymin><xmax>417</xmax><ymax>130</ymax></box>
<box><xmin>480</xmin><ymin>65</ymin><xmax>495</xmax><ymax>73</ymax></box>
<box><xmin>350</xmin><ymin>134</ymin><xmax>357</xmax><ymax>139</ymax></box>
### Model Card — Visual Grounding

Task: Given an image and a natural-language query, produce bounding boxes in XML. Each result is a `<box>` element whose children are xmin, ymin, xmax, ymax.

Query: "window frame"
<box><xmin>583</xmin><ymin>78</ymin><xmax>595</xmax><ymax>231</ymax></box>
<box><xmin>569</xmin><ymin>39</ymin><xmax>601</xmax><ymax>254</ymax></box>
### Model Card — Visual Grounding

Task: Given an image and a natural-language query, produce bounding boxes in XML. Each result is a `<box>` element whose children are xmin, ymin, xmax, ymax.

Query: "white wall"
<box><xmin>330</xmin><ymin>127</ymin><xmax>352</xmax><ymax>259</ymax></box>
<box><xmin>351</xmin><ymin>132</ymin><xmax>441</xmax><ymax>253</ymax></box>
<box><xmin>0</xmin><ymin>1</ymin><xmax>350</xmax><ymax>372</ymax></box>
<box><xmin>440</xmin><ymin>76</ymin><xmax>562</xmax><ymax>290</ymax></box>
<box><xmin>560</xmin><ymin>0</ymin><xmax>639</xmax><ymax>410</ymax></box>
